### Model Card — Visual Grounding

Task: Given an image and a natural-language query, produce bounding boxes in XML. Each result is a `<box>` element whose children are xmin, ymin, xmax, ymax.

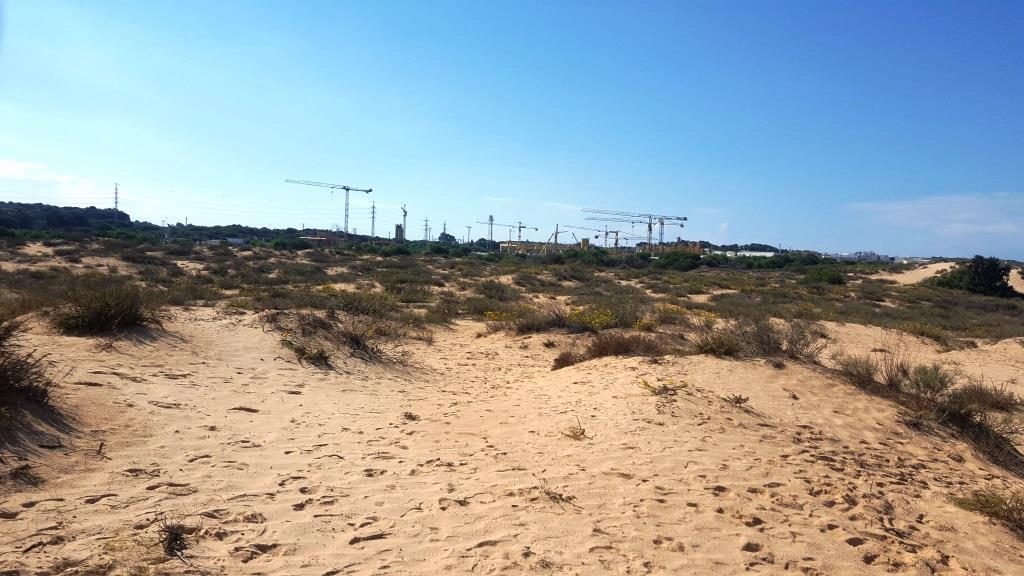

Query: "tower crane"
<box><xmin>476</xmin><ymin>220</ymin><xmax>538</xmax><ymax>243</ymax></box>
<box><xmin>563</xmin><ymin>225</ymin><xmax>623</xmax><ymax>248</ymax></box>
<box><xmin>285</xmin><ymin>179</ymin><xmax>372</xmax><ymax>236</ymax></box>
<box><xmin>582</xmin><ymin>208</ymin><xmax>687</xmax><ymax>255</ymax></box>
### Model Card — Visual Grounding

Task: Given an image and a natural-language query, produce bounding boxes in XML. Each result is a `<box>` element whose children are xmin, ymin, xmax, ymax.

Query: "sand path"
<box><xmin>2</xmin><ymin>309</ymin><xmax>1023</xmax><ymax>574</ymax></box>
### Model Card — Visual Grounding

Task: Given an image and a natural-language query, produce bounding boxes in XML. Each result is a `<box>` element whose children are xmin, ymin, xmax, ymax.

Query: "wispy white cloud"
<box><xmin>483</xmin><ymin>196</ymin><xmax>515</xmax><ymax>204</ymax></box>
<box><xmin>0</xmin><ymin>158</ymin><xmax>109</xmax><ymax>206</ymax></box>
<box><xmin>849</xmin><ymin>193</ymin><xmax>1024</xmax><ymax>238</ymax></box>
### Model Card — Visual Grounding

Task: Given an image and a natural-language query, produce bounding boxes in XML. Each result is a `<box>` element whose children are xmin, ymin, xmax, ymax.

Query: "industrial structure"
<box><xmin>583</xmin><ymin>208</ymin><xmax>688</xmax><ymax>255</ymax></box>
<box><xmin>284</xmin><ymin>179</ymin><xmax>372</xmax><ymax>236</ymax></box>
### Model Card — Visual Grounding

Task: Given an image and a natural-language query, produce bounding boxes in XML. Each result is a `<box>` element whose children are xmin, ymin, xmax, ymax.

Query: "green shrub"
<box><xmin>801</xmin><ymin>267</ymin><xmax>846</xmax><ymax>285</ymax></box>
<box><xmin>953</xmin><ymin>489</ymin><xmax>1024</xmax><ymax>535</ymax></box>
<box><xmin>879</xmin><ymin>350</ymin><xmax>912</xmax><ymax>389</ymax></box>
<box><xmin>899</xmin><ymin>322</ymin><xmax>952</xmax><ymax>347</ymax></box>
<box><xmin>585</xmin><ymin>333</ymin><xmax>664</xmax><ymax>359</ymax></box>
<box><xmin>931</xmin><ymin>256</ymin><xmax>1015</xmax><ymax>298</ymax></box>
<box><xmin>54</xmin><ymin>276</ymin><xmax>162</xmax><ymax>334</ymax></box>
<box><xmin>906</xmin><ymin>363</ymin><xmax>956</xmax><ymax>399</ymax></box>
<box><xmin>944</xmin><ymin>382</ymin><xmax>1021</xmax><ymax>415</ymax></box>
<box><xmin>513</xmin><ymin>306</ymin><xmax>569</xmax><ymax>334</ymax></box>
<box><xmin>164</xmin><ymin>277</ymin><xmax>221</xmax><ymax>306</ymax></box>
<box><xmin>552</xmin><ymin>333</ymin><xmax>665</xmax><ymax>369</ymax></box>
<box><xmin>832</xmin><ymin>353</ymin><xmax>878</xmax><ymax>388</ymax></box>
<box><xmin>424</xmin><ymin>293</ymin><xmax>460</xmax><ymax>324</ymax></box>
<box><xmin>692</xmin><ymin>321</ymin><xmax>744</xmax><ymax>357</ymax></box>
<box><xmin>476</xmin><ymin>280</ymin><xmax>520</xmax><ymax>302</ymax></box>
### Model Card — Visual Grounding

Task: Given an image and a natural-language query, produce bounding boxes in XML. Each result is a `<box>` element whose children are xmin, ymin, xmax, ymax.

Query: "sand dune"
<box><xmin>3</xmin><ymin>308</ymin><xmax>1024</xmax><ymax>574</ymax></box>
<box><xmin>873</xmin><ymin>262</ymin><xmax>955</xmax><ymax>285</ymax></box>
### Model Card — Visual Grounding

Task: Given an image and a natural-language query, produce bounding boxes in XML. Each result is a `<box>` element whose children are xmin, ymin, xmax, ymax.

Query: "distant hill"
<box><xmin>0</xmin><ymin>201</ymin><xmax>131</xmax><ymax>231</ymax></box>
<box><xmin>0</xmin><ymin>201</ymin><xmax>788</xmax><ymax>253</ymax></box>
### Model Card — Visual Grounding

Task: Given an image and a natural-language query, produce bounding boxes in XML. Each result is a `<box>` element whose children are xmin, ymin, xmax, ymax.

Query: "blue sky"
<box><xmin>1</xmin><ymin>1</ymin><xmax>1022</xmax><ymax>257</ymax></box>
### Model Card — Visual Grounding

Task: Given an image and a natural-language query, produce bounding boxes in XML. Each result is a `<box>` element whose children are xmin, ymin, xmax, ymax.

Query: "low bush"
<box><xmin>691</xmin><ymin>318</ymin><xmax>826</xmax><ymax>361</ymax></box>
<box><xmin>900</xmin><ymin>322</ymin><xmax>951</xmax><ymax>347</ymax></box>
<box><xmin>476</xmin><ymin>280</ymin><xmax>520</xmax><ymax>302</ymax></box>
<box><xmin>802</xmin><ymin>267</ymin><xmax>846</xmax><ymax>285</ymax></box>
<box><xmin>0</xmin><ymin>319</ymin><xmax>54</xmax><ymax>408</ymax></box>
<box><xmin>551</xmin><ymin>332</ymin><xmax>665</xmax><ymax>369</ymax></box>
<box><xmin>692</xmin><ymin>321</ymin><xmax>744</xmax><ymax>357</ymax></box>
<box><xmin>424</xmin><ymin>293</ymin><xmax>460</xmax><ymax>324</ymax></box>
<box><xmin>953</xmin><ymin>489</ymin><xmax>1024</xmax><ymax>535</ymax></box>
<box><xmin>879</xmin><ymin>349</ymin><xmax>912</xmax><ymax>389</ymax></box>
<box><xmin>262</xmin><ymin>310</ymin><xmax>405</xmax><ymax>365</ymax></box>
<box><xmin>163</xmin><ymin>277</ymin><xmax>221</xmax><ymax>306</ymax></box>
<box><xmin>943</xmin><ymin>382</ymin><xmax>1021</xmax><ymax>415</ymax></box>
<box><xmin>53</xmin><ymin>276</ymin><xmax>162</xmax><ymax>334</ymax></box>
<box><xmin>552</xmin><ymin>350</ymin><xmax>581</xmax><ymax>370</ymax></box>
<box><xmin>585</xmin><ymin>333</ymin><xmax>665</xmax><ymax>359</ymax></box>
<box><xmin>905</xmin><ymin>363</ymin><xmax>956</xmax><ymax>399</ymax></box>
<box><xmin>832</xmin><ymin>353</ymin><xmax>878</xmax><ymax>388</ymax></box>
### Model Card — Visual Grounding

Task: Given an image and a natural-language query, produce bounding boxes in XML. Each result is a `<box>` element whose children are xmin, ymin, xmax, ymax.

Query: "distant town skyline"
<box><xmin>2</xmin><ymin>1</ymin><xmax>1022</xmax><ymax>259</ymax></box>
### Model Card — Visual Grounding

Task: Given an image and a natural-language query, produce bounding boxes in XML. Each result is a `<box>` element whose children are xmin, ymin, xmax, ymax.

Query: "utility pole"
<box><xmin>423</xmin><ymin>218</ymin><xmax>430</xmax><ymax>241</ymax></box>
<box><xmin>488</xmin><ymin>215</ymin><xmax>494</xmax><ymax>246</ymax></box>
<box><xmin>114</xmin><ymin>183</ymin><xmax>119</xmax><ymax>211</ymax></box>
<box><xmin>370</xmin><ymin>202</ymin><xmax>376</xmax><ymax>239</ymax></box>
<box><xmin>466</xmin><ymin>225</ymin><xmax>472</xmax><ymax>245</ymax></box>
<box><xmin>401</xmin><ymin>205</ymin><xmax>408</xmax><ymax>242</ymax></box>
<box><xmin>284</xmin><ymin>179</ymin><xmax>372</xmax><ymax>236</ymax></box>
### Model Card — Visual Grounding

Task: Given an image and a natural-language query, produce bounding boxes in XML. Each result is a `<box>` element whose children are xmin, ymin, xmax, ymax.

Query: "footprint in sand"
<box><xmin>231</xmin><ymin>543</ymin><xmax>282</xmax><ymax>563</ymax></box>
<box><xmin>123</xmin><ymin>467</ymin><xmax>162</xmax><ymax>478</ymax></box>
<box><xmin>20</xmin><ymin>498</ymin><xmax>65</xmax><ymax>509</ymax></box>
<box><xmin>82</xmin><ymin>493</ymin><xmax>118</xmax><ymax>504</ymax></box>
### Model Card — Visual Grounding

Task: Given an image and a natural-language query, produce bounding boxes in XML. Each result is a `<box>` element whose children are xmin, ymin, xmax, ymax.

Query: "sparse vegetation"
<box><xmin>53</xmin><ymin>276</ymin><xmax>162</xmax><ymax>334</ymax></box>
<box><xmin>261</xmin><ymin>310</ymin><xmax>411</xmax><ymax>366</ymax></box>
<box><xmin>584</xmin><ymin>333</ymin><xmax>665</xmax><ymax>360</ymax></box>
<box><xmin>0</xmin><ymin>319</ymin><xmax>54</xmax><ymax>410</ymax></box>
<box><xmin>832</xmin><ymin>352</ymin><xmax>879</xmax><ymax>388</ymax></box>
<box><xmin>551</xmin><ymin>333</ymin><xmax>665</xmax><ymax>369</ymax></box>
<box><xmin>953</xmin><ymin>489</ymin><xmax>1024</xmax><ymax>535</ymax></box>
<box><xmin>691</xmin><ymin>317</ymin><xmax>826</xmax><ymax>361</ymax></box>
<box><xmin>931</xmin><ymin>256</ymin><xmax>1017</xmax><ymax>298</ymax></box>
<box><xmin>905</xmin><ymin>363</ymin><xmax>957</xmax><ymax>399</ymax></box>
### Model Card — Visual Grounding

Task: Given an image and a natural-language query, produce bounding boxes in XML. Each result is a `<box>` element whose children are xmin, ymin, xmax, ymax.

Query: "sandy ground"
<box><xmin>2</xmin><ymin>309</ymin><xmax>1024</xmax><ymax>575</ymax></box>
<box><xmin>873</xmin><ymin>262</ymin><xmax>1024</xmax><ymax>295</ymax></box>
<box><xmin>873</xmin><ymin>262</ymin><xmax>955</xmax><ymax>285</ymax></box>
<box><xmin>1010</xmin><ymin>268</ymin><xmax>1024</xmax><ymax>294</ymax></box>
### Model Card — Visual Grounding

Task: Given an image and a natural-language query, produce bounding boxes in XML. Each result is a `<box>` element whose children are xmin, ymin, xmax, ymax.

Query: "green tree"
<box><xmin>933</xmin><ymin>256</ymin><xmax>1014</xmax><ymax>297</ymax></box>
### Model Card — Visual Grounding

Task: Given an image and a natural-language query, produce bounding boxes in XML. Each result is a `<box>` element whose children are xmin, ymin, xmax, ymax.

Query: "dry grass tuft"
<box><xmin>831</xmin><ymin>352</ymin><xmax>879</xmax><ymax>388</ymax></box>
<box><xmin>692</xmin><ymin>318</ymin><xmax>826</xmax><ymax>361</ymax></box>
<box><xmin>0</xmin><ymin>319</ymin><xmax>55</xmax><ymax>409</ymax></box>
<box><xmin>561</xmin><ymin>416</ymin><xmax>592</xmax><ymax>440</ymax></box>
<box><xmin>262</xmin><ymin>310</ymin><xmax>407</xmax><ymax>366</ymax></box>
<box><xmin>953</xmin><ymin>489</ymin><xmax>1024</xmax><ymax>535</ymax></box>
<box><xmin>157</xmin><ymin>514</ymin><xmax>201</xmax><ymax>563</ymax></box>
<box><xmin>639</xmin><ymin>378</ymin><xmax>684</xmax><ymax>397</ymax></box>
<box><xmin>585</xmin><ymin>333</ymin><xmax>665</xmax><ymax>359</ymax></box>
<box><xmin>724</xmin><ymin>394</ymin><xmax>750</xmax><ymax>407</ymax></box>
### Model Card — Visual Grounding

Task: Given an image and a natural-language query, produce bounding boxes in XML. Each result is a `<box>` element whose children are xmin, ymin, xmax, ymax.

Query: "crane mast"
<box><xmin>285</xmin><ymin>179</ymin><xmax>372</xmax><ymax>236</ymax></box>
